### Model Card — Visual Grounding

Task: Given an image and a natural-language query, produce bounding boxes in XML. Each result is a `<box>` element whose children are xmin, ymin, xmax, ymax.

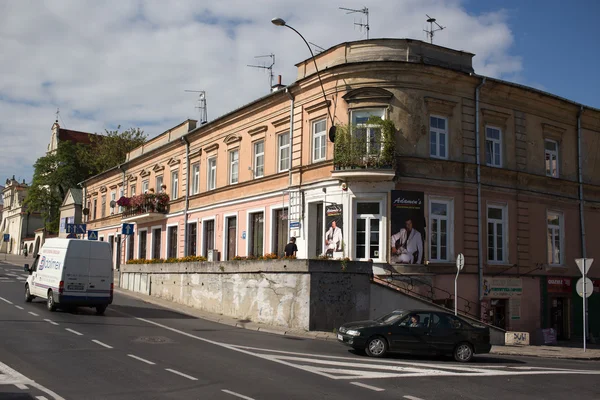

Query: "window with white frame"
<box><xmin>191</xmin><ymin>163</ymin><xmax>200</xmax><ymax>194</ymax></box>
<box><xmin>312</xmin><ymin>119</ymin><xmax>327</xmax><ymax>162</ymax></box>
<box><xmin>547</xmin><ymin>211</ymin><xmax>563</xmax><ymax>265</ymax></box>
<box><xmin>142</xmin><ymin>180</ymin><xmax>149</xmax><ymax>193</ymax></box>
<box><xmin>429</xmin><ymin>198</ymin><xmax>453</xmax><ymax>261</ymax></box>
<box><xmin>485</xmin><ymin>126</ymin><xmax>502</xmax><ymax>167</ymax></box>
<box><xmin>156</xmin><ymin>175</ymin><xmax>163</xmax><ymax>193</ymax></box>
<box><xmin>487</xmin><ymin>204</ymin><xmax>507</xmax><ymax>263</ymax></box>
<box><xmin>110</xmin><ymin>191</ymin><xmax>116</xmax><ymax>214</ymax></box>
<box><xmin>229</xmin><ymin>150</ymin><xmax>239</xmax><ymax>184</ymax></box>
<box><xmin>253</xmin><ymin>141</ymin><xmax>264</xmax><ymax>178</ymax></box>
<box><xmin>101</xmin><ymin>195</ymin><xmax>106</xmax><ymax>218</ymax></box>
<box><xmin>130</xmin><ymin>184</ymin><xmax>136</xmax><ymax>197</ymax></box>
<box><xmin>278</xmin><ymin>133</ymin><xmax>290</xmax><ymax>172</ymax></box>
<box><xmin>207</xmin><ymin>157</ymin><xmax>217</xmax><ymax>190</ymax></box>
<box><xmin>545</xmin><ymin>139</ymin><xmax>559</xmax><ymax>178</ymax></box>
<box><xmin>171</xmin><ymin>170</ymin><xmax>178</xmax><ymax>200</ymax></box>
<box><xmin>350</xmin><ymin>108</ymin><xmax>386</xmax><ymax>154</ymax></box>
<box><xmin>430</xmin><ymin>116</ymin><xmax>448</xmax><ymax>159</ymax></box>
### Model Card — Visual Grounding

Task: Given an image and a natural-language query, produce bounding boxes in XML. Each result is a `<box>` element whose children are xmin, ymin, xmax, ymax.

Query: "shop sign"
<box><xmin>547</xmin><ymin>277</ymin><xmax>572</xmax><ymax>294</ymax></box>
<box><xmin>483</xmin><ymin>277</ymin><xmax>523</xmax><ymax>298</ymax></box>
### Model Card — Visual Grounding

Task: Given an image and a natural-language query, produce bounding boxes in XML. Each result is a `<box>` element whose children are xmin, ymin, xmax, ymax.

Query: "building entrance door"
<box><xmin>551</xmin><ymin>297</ymin><xmax>569</xmax><ymax>340</ymax></box>
<box><xmin>226</xmin><ymin>217</ymin><xmax>237</xmax><ymax>260</ymax></box>
<box><xmin>490</xmin><ymin>299</ymin><xmax>507</xmax><ymax>330</ymax></box>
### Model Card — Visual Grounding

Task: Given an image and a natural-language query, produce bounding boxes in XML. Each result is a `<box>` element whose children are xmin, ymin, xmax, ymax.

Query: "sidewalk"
<box><xmin>0</xmin><ymin>253</ymin><xmax>31</xmax><ymax>268</ymax></box>
<box><xmin>4</xmin><ymin>255</ymin><xmax>600</xmax><ymax>360</ymax></box>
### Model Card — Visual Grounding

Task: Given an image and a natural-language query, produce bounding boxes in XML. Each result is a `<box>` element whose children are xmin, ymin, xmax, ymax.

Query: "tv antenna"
<box><xmin>339</xmin><ymin>6</ymin><xmax>369</xmax><ymax>39</ymax></box>
<box><xmin>424</xmin><ymin>14</ymin><xmax>445</xmax><ymax>44</ymax></box>
<box><xmin>309</xmin><ymin>42</ymin><xmax>326</xmax><ymax>54</ymax></box>
<box><xmin>184</xmin><ymin>90</ymin><xmax>207</xmax><ymax>124</ymax></box>
<box><xmin>247</xmin><ymin>53</ymin><xmax>276</xmax><ymax>91</ymax></box>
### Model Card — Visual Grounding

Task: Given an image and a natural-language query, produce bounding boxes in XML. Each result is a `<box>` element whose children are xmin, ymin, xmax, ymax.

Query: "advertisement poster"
<box><xmin>324</xmin><ymin>204</ymin><xmax>343</xmax><ymax>256</ymax></box>
<box><xmin>390</xmin><ymin>190</ymin><xmax>425</xmax><ymax>264</ymax></box>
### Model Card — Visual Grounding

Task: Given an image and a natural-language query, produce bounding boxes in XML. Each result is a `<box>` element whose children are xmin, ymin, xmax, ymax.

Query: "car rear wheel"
<box><xmin>454</xmin><ymin>342</ymin><xmax>474</xmax><ymax>363</ymax></box>
<box><xmin>25</xmin><ymin>285</ymin><xmax>34</xmax><ymax>302</ymax></box>
<box><xmin>46</xmin><ymin>290</ymin><xmax>57</xmax><ymax>312</ymax></box>
<box><xmin>365</xmin><ymin>336</ymin><xmax>388</xmax><ymax>358</ymax></box>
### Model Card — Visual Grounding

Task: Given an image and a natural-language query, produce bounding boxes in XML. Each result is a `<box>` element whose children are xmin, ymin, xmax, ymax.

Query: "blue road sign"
<box><xmin>75</xmin><ymin>224</ymin><xmax>87</xmax><ymax>234</ymax></box>
<box><xmin>87</xmin><ymin>231</ymin><xmax>98</xmax><ymax>240</ymax></box>
<box><xmin>66</xmin><ymin>224</ymin><xmax>75</xmax><ymax>234</ymax></box>
<box><xmin>121</xmin><ymin>223</ymin><xmax>134</xmax><ymax>236</ymax></box>
<box><xmin>3</xmin><ymin>234</ymin><xmax>9</xmax><ymax>242</ymax></box>
<box><xmin>289</xmin><ymin>221</ymin><xmax>301</xmax><ymax>229</ymax></box>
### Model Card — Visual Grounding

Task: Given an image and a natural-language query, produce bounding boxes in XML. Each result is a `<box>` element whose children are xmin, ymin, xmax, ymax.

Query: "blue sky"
<box><xmin>0</xmin><ymin>0</ymin><xmax>598</xmax><ymax>186</ymax></box>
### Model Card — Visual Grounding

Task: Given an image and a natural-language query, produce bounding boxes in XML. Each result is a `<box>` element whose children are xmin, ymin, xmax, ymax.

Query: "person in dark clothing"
<box><xmin>284</xmin><ymin>237</ymin><xmax>298</xmax><ymax>257</ymax></box>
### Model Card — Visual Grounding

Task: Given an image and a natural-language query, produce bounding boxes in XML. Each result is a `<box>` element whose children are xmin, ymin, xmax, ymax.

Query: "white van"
<box><xmin>24</xmin><ymin>238</ymin><xmax>114</xmax><ymax>314</ymax></box>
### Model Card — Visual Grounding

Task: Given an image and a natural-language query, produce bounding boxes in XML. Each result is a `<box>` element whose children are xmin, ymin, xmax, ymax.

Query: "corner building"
<box><xmin>82</xmin><ymin>39</ymin><xmax>600</xmax><ymax>340</ymax></box>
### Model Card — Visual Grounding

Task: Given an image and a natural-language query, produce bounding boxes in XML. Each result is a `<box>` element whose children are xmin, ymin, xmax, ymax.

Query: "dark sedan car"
<box><xmin>337</xmin><ymin>309</ymin><xmax>491</xmax><ymax>362</ymax></box>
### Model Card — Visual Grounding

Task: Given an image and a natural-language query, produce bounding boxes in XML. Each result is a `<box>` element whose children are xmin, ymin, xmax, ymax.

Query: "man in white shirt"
<box><xmin>390</xmin><ymin>217</ymin><xmax>423</xmax><ymax>264</ymax></box>
<box><xmin>324</xmin><ymin>221</ymin><xmax>343</xmax><ymax>256</ymax></box>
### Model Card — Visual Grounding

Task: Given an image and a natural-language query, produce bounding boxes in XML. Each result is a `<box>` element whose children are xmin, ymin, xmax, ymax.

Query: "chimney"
<box><xmin>271</xmin><ymin>75</ymin><xmax>286</xmax><ymax>93</ymax></box>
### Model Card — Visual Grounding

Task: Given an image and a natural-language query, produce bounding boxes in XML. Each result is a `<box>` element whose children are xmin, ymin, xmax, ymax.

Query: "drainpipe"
<box><xmin>181</xmin><ymin>136</ymin><xmax>191</xmax><ymax>256</ymax></box>
<box><xmin>285</xmin><ymin>88</ymin><xmax>295</xmax><ymax>242</ymax></box>
<box><xmin>474</xmin><ymin>76</ymin><xmax>486</xmax><ymax>309</ymax></box>
<box><xmin>117</xmin><ymin>164</ymin><xmax>126</xmax><ymax>269</ymax></box>
<box><xmin>577</xmin><ymin>106</ymin><xmax>586</xmax><ymax>258</ymax></box>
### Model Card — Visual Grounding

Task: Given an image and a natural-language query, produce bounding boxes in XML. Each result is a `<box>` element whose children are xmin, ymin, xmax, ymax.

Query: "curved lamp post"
<box><xmin>272</xmin><ymin>17</ymin><xmax>336</xmax><ymax>142</ymax></box>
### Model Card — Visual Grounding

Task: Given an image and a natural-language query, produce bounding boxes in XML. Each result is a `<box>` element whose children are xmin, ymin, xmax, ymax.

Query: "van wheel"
<box><xmin>95</xmin><ymin>305</ymin><xmax>107</xmax><ymax>315</ymax></box>
<box><xmin>25</xmin><ymin>285</ymin><xmax>34</xmax><ymax>303</ymax></box>
<box><xmin>46</xmin><ymin>290</ymin><xmax>57</xmax><ymax>312</ymax></box>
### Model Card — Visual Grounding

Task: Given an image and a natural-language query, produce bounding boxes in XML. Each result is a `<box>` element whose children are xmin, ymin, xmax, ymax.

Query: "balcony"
<box><xmin>332</xmin><ymin>126</ymin><xmax>396</xmax><ymax>181</ymax></box>
<box><xmin>120</xmin><ymin>193</ymin><xmax>169</xmax><ymax>224</ymax></box>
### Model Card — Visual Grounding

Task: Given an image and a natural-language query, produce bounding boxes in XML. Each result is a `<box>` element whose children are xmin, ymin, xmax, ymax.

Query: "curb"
<box><xmin>490</xmin><ymin>350</ymin><xmax>600</xmax><ymax>361</ymax></box>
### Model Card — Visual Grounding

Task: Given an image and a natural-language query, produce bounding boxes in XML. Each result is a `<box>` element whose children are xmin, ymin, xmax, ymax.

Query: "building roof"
<box><xmin>57</xmin><ymin>128</ymin><xmax>99</xmax><ymax>146</ymax></box>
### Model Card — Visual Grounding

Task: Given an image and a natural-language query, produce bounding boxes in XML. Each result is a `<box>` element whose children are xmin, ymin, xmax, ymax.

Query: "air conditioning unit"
<box><xmin>207</xmin><ymin>249</ymin><xmax>220</xmax><ymax>262</ymax></box>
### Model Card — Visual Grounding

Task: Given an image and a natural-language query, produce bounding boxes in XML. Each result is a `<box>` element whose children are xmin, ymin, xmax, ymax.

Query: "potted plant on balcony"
<box><xmin>155</xmin><ymin>193</ymin><xmax>170</xmax><ymax>212</ymax></box>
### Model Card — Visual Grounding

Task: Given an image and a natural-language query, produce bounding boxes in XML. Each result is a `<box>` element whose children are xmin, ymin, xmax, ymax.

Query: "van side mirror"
<box><xmin>24</xmin><ymin>264</ymin><xmax>30</xmax><ymax>273</ymax></box>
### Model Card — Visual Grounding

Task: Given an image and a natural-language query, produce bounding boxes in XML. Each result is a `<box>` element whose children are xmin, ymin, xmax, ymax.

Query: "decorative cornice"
<box><xmin>481</xmin><ymin>108</ymin><xmax>511</xmax><ymax>127</ymax></box>
<box><xmin>108</xmin><ymin>184</ymin><xmax>118</xmax><ymax>190</ymax></box>
<box><xmin>99</xmin><ymin>186</ymin><xmax>107</xmax><ymax>193</ymax></box>
<box><xmin>139</xmin><ymin>169</ymin><xmax>151</xmax><ymax>178</ymax></box>
<box><xmin>542</xmin><ymin>123</ymin><xmax>567</xmax><ymax>141</ymax></box>
<box><xmin>224</xmin><ymin>133</ymin><xmax>242</xmax><ymax>145</ymax></box>
<box><xmin>305</xmin><ymin>100</ymin><xmax>331</xmax><ymax>114</ymax></box>
<box><xmin>167</xmin><ymin>157</ymin><xmax>181</xmax><ymax>167</ymax></box>
<box><xmin>126</xmin><ymin>174</ymin><xmax>137</xmax><ymax>182</ymax></box>
<box><xmin>424</xmin><ymin>96</ymin><xmax>458</xmax><ymax>116</ymax></box>
<box><xmin>190</xmin><ymin>148</ymin><xmax>202</xmax><ymax>160</ymax></box>
<box><xmin>271</xmin><ymin>115</ymin><xmax>290</xmax><ymax>127</ymax></box>
<box><xmin>248</xmin><ymin>125</ymin><xmax>268</xmax><ymax>137</ymax></box>
<box><xmin>342</xmin><ymin>87</ymin><xmax>394</xmax><ymax>104</ymax></box>
<box><xmin>152</xmin><ymin>163</ymin><xmax>165</xmax><ymax>172</ymax></box>
<box><xmin>204</xmin><ymin>143</ymin><xmax>219</xmax><ymax>153</ymax></box>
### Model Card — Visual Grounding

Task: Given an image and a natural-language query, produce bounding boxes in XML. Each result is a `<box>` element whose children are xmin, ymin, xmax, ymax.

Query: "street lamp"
<box><xmin>271</xmin><ymin>17</ymin><xmax>336</xmax><ymax>142</ymax></box>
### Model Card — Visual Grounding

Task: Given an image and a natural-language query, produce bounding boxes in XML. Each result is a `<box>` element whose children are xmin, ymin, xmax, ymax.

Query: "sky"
<box><xmin>0</xmin><ymin>0</ymin><xmax>598</xmax><ymax>184</ymax></box>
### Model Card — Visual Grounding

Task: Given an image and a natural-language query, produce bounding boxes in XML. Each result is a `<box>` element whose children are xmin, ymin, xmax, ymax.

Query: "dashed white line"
<box><xmin>91</xmin><ymin>339</ymin><xmax>113</xmax><ymax>349</ymax></box>
<box><xmin>403</xmin><ymin>396</ymin><xmax>426</xmax><ymax>400</ymax></box>
<box><xmin>127</xmin><ymin>354</ymin><xmax>155</xmax><ymax>365</ymax></box>
<box><xmin>28</xmin><ymin>311</ymin><xmax>39</xmax><ymax>317</ymax></box>
<box><xmin>65</xmin><ymin>328</ymin><xmax>83</xmax><ymax>336</ymax></box>
<box><xmin>15</xmin><ymin>383</ymin><xmax>28</xmax><ymax>390</ymax></box>
<box><xmin>350</xmin><ymin>382</ymin><xmax>385</xmax><ymax>392</ymax></box>
<box><xmin>165</xmin><ymin>368</ymin><xmax>198</xmax><ymax>381</ymax></box>
<box><xmin>44</xmin><ymin>319</ymin><xmax>59</xmax><ymax>326</ymax></box>
<box><xmin>15</xmin><ymin>305</ymin><xmax>24</xmax><ymax>310</ymax></box>
<box><xmin>221</xmin><ymin>389</ymin><xmax>256</xmax><ymax>399</ymax></box>
<box><xmin>0</xmin><ymin>296</ymin><xmax>13</xmax><ymax>304</ymax></box>
<box><xmin>36</xmin><ymin>397</ymin><xmax>49</xmax><ymax>400</ymax></box>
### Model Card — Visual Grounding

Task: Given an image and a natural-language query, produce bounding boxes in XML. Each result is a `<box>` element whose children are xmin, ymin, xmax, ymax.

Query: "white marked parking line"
<box><xmin>127</xmin><ymin>354</ymin><xmax>155</xmax><ymax>365</ymax></box>
<box><xmin>44</xmin><ymin>319</ymin><xmax>59</xmax><ymax>326</ymax></box>
<box><xmin>15</xmin><ymin>383</ymin><xmax>28</xmax><ymax>390</ymax></box>
<box><xmin>350</xmin><ymin>382</ymin><xmax>385</xmax><ymax>392</ymax></box>
<box><xmin>65</xmin><ymin>328</ymin><xmax>83</xmax><ymax>336</ymax></box>
<box><xmin>165</xmin><ymin>368</ymin><xmax>198</xmax><ymax>381</ymax></box>
<box><xmin>404</xmin><ymin>396</ymin><xmax>426</xmax><ymax>400</ymax></box>
<box><xmin>15</xmin><ymin>305</ymin><xmax>24</xmax><ymax>310</ymax></box>
<box><xmin>28</xmin><ymin>311</ymin><xmax>39</xmax><ymax>317</ymax></box>
<box><xmin>221</xmin><ymin>389</ymin><xmax>256</xmax><ymax>399</ymax></box>
<box><xmin>0</xmin><ymin>297</ymin><xmax>13</xmax><ymax>304</ymax></box>
<box><xmin>92</xmin><ymin>339</ymin><xmax>113</xmax><ymax>349</ymax></box>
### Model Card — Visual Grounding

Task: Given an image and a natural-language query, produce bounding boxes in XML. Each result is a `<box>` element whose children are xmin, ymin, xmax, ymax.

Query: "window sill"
<box><xmin>486</xmin><ymin>262</ymin><xmax>511</xmax><ymax>266</ymax></box>
<box><xmin>485</xmin><ymin>164</ymin><xmax>503</xmax><ymax>168</ymax></box>
<box><xmin>429</xmin><ymin>155</ymin><xmax>448</xmax><ymax>161</ymax></box>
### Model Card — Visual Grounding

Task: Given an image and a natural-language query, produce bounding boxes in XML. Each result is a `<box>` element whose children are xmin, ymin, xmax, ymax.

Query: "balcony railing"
<box><xmin>333</xmin><ymin>133</ymin><xmax>395</xmax><ymax>170</ymax></box>
<box><xmin>119</xmin><ymin>193</ymin><xmax>169</xmax><ymax>219</ymax></box>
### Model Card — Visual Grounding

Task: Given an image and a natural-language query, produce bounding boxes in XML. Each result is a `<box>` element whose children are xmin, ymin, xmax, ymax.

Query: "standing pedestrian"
<box><xmin>284</xmin><ymin>237</ymin><xmax>298</xmax><ymax>258</ymax></box>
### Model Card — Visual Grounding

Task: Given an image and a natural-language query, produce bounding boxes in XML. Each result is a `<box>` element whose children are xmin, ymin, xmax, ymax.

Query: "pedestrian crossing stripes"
<box><xmin>0</xmin><ymin>360</ymin><xmax>65</xmax><ymax>399</ymax></box>
<box><xmin>227</xmin><ymin>345</ymin><xmax>600</xmax><ymax>380</ymax></box>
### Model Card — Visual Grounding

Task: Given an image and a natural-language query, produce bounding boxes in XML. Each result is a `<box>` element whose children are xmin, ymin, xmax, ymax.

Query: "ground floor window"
<box><xmin>225</xmin><ymin>216</ymin><xmax>237</xmax><ymax>260</ymax></box>
<box><xmin>127</xmin><ymin>235</ymin><xmax>134</xmax><ymax>261</ymax></box>
<box><xmin>152</xmin><ymin>228</ymin><xmax>162</xmax><ymax>259</ymax></box>
<box><xmin>249</xmin><ymin>212</ymin><xmax>264</xmax><ymax>257</ymax></box>
<box><xmin>187</xmin><ymin>222</ymin><xmax>197</xmax><ymax>256</ymax></box>
<box><xmin>203</xmin><ymin>219</ymin><xmax>215</xmax><ymax>257</ymax></box>
<box><xmin>273</xmin><ymin>208</ymin><xmax>288</xmax><ymax>257</ymax></box>
<box><xmin>167</xmin><ymin>226</ymin><xmax>178</xmax><ymax>258</ymax></box>
<box><xmin>139</xmin><ymin>231</ymin><xmax>147</xmax><ymax>259</ymax></box>
<box><xmin>355</xmin><ymin>202</ymin><xmax>381</xmax><ymax>260</ymax></box>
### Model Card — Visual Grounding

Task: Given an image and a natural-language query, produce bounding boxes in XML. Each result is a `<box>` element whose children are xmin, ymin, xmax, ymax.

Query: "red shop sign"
<box><xmin>547</xmin><ymin>277</ymin><xmax>572</xmax><ymax>294</ymax></box>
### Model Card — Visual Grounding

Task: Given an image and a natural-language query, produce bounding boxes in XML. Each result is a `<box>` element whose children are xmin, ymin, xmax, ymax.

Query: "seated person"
<box><xmin>409</xmin><ymin>314</ymin><xmax>422</xmax><ymax>328</ymax></box>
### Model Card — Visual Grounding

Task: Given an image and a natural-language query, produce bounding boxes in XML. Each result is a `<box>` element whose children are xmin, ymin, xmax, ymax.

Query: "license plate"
<box><xmin>67</xmin><ymin>283</ymin><xmax>85</xmax><ymax>291</ymax></box>
<box><xmin>337</xmin><ymin>334</ymin><xmax>343</xmax><ymax>341</ymax></box>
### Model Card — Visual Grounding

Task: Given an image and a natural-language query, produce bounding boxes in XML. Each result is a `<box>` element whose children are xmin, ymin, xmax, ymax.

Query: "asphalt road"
<box><xmin>1</xmin><ymin>262</ymin><xmax>600</xmax><ymax>400</ymax></box>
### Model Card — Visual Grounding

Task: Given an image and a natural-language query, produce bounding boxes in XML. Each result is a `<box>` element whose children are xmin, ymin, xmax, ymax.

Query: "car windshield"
<box><xmin>375</xmin><ymin>310</ymin><xmax>405</xmax><ymax>324</ymax></box>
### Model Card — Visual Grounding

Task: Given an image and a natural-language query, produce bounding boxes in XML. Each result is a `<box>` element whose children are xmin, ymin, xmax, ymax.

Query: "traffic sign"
<box><xmin>576</xmin><ymin>277</ymin><xmax>594</xmax><ymax>298</ymax></box>
<box><xmin>66</xmin><ymin>224</ymin><xmax>86</xmax><ymax>234</ymax></box>
<box><xmin>2</xmin><ymin>234</ymin><xmax>9</xmax><ymax>242</ymax></box>
<box><xmin>576</xmin><ymin>258</ymin><xmax>594</xmax><ymax>275</ymax></box>
<box><xmin>456</xmin><ymin>253</ymin><xmax>465</xmax><ymax>271</ymax></box>
<box><xmin>66</xmin><ymin>224</ymin><xmax>75</xmax><ymax>234</ymax></box>
<box><xmin>121</xmin><ymin>223</ymin><xmax>134</xmax><ymax>236</ymax></box>
<box><xmin>87</xmin><ymin>231</ymin><xmax>98</xmax><ymax>241</ymax></box>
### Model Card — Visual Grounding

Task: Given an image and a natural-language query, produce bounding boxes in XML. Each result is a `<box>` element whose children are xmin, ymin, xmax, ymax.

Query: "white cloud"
<box><xmin>0</xmin><ymin>0</ymin><xmax>522</xmax><ymax>182</ymax></box>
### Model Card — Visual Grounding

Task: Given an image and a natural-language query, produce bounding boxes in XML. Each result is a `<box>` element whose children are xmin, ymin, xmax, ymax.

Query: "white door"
<box><xmin>29</xmin><ymin>255</ymin><xmax>43</xmax><ymax>296</ymax></box>
<box><xmin>355</xmin><ymin>202</ymin><xmax>382</xmax><ymax>261</ymax></box>
<box><xmin>87</xmin><ymin>243</ymin><xmax>113</xmax><ymax>300</ymax></box>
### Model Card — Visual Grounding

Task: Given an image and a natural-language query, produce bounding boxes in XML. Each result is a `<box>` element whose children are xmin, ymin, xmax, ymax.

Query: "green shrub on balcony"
<box><xmin>333</xmin><ymin>117</ymin><xmax>396</xmax><ymax>169</ymax></box>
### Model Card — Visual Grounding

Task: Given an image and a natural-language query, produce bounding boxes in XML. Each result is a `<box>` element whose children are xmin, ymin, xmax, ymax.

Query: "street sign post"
<box><xmin>2</xmin><ymin>234</ymin><xmax>8</xmax><ymax>261</ymax></box>
<box><xmin>575</xmin><ymin>258</ymin><xmax>594</xmax><ymax>352</ymax></box>
<box><xmin>121</xmin><ymin>223</ymin><xmax>134</xmax><ymax>236</ymax></box>
<box><xmin>455</xmin><ymin>253</ymin><xmax>465</xmax><ymax>316</ymax></box>
<box><xmin>87</xmin><ymin>231</ymin><xmax>99</xmax><ymax>241</ymax></box>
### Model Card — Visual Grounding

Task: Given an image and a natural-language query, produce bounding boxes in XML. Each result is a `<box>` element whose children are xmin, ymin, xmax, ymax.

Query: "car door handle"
<box><xmin>89</xmin><ymin>285</ymin><xmax>95</xmax><ymax>288</ymax></box>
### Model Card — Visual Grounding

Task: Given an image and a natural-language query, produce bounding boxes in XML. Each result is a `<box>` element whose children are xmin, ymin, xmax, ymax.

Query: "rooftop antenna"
<box><xmin>309</xmin><ymin>42</ymin><xmax>326</xmax><ymax>54</ymax></box>
<box><xmin>184</xmin><ymin>90</ymin><xmax>207</xmax><ymax>124</ymax></box>
<box><xmin>339</xmin><ymin>6</ymin><xmax>369</xmax><ymax>39</ymax></box>
<box><xmin>247</xmin><ymin>53</ymin><xmax>276</xmax><ymax>91</ymax></box>
<box><xmin>424</xmin><ymin>14</ymin><xmax>445</xmax><ymax>44</ymax></box>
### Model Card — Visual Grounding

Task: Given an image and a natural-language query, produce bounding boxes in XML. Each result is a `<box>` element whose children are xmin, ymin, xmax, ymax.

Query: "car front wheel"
<box><xmin>454</xmin><ymin>342</ymin><xmax>474</xmax><ymax>363</ymax></box>
<box><xmin>25</xmin><ymin>285</ymin><xmax>34</xmax><ymax>302</ymax></box>
<box><xmin>365</xmin><ymin>336</ymin><xmax>388</xmax><ymax>358</ymax></box>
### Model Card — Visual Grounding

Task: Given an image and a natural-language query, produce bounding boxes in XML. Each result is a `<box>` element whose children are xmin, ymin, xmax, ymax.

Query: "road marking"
<box><xmin>404</xmin><ymin>396</ymin><xmax>426</xmax><ymax>400</ymax></box>
<box><xmin>15</xmin><ymin>305</ymin><xmax>24</xmax><ymax>310</ymax></box>
<box><xmin>165</xmin><ymin>368</ymin><xmax>198</xmax><ymax>381</ymax></box>
<box><xmin>44</xmin><ymin>319</ymin><xmax>59</xmax><ymax>326</ymax></box>
<box><xmin>221</xmin><ymin>389</ymin><xmax>256</xmax><ymax>399</ymax></box>
<box><xmin>28</xmin><ymin>311</ymin><xmax>39</xmax><ymax>317</ymax></box>
<box><xmin>36</xmin><ymin>397</ymin><xmax>49</xmax><ymax>400</ymax></box>
<box><xmin>350</xmin><ymin>382</ymin><xmax>385</xmax><ymax>392</ymax></box>
<box><xmin>127</xmin><ymin>354</ymin><xmax>155</xmax><ymax>365</ymax></box>
<box><xmin>0</xmin><ymin>297</ymin><xmax>13</xmax><ymax>304</ymax></box>
<box><xmin>91</xmin><ymin>339</ymin><xmax>113</xmax><ymax>349</ymax></box>
<box><xmin>0</xmin><ymin>360</ymin><xmax>65</xmax><ymax>400</ymax></box>
<box><xmin>65</xmin><ymin>328</ymin><xmax>83</xmax><ymax>336</ymax></box>
<box><xmin>15</xmin><ymin>383</ymin><xmax>28</xmax><ymax>389</ymax></box>
<box><xmin>0</xmin><ymin>276</ymin><xmax>9</xmax><ymax>279</ymax></box>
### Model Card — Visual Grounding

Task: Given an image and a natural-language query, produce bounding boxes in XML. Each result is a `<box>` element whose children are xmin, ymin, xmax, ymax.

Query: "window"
<box><xmin>152</xmin><ymin>228</ymin><xmax>161</xmax><ymax>259</ymax></box>
<box><xmin>487</xmin><ymin>204</ymin><xmax>507</xmax><ymax>263</ymax></box>
<box><xmin>545</xmin><ymin>139</ymin><xmax>559</xmax><ymax>178</ymax></box>
<box><xmin>278</xmin><ymin>133</ymin><xmax>290</xmax><ymax>172</ymax></box>
<box><xmin>101</xmin><ymin>195</ymin><xmax>106</xmax><ymax>218</ymax></box>
<box><xmin>202</xmin><ymin>220</ymin><xmax>215</xmax><ymax>257</ymax></box>
<box><xmin>142</xmin><ymin>180</ymin><xmax>149</xmax><ymax>193</ymax></box>
<box><xmin>187</xmin><ymin>222</ymin><xmax>197</xmax><ymax>256</ymax></box>
<box><xmin>430</xmin><ymin>116</ymin><xmax>448</xmax><ymax>159</ymax></box>
<box><xmin>130</xmin><ymin>184</ymin><xmax>136</xmax><ymax>197</ymax></box>
<box><xmin>547</xmin><ymin>211</ymin><xmax>563</xmax><ymax>265</ymax></box>
<box><xmin>191</xmin><ymin>163</ymin><xmax>200</xmax><ymax>194</ymax></box>
<box><xmin>351</xmin><ymin>108</ymin><xmax>386</xmax><ymax>155</ymax></box>
<box><xmin>93</xmin><ymin>199</ymin><xmax>97</xmax><ymax>220</ymax></box>
<box><xmin>429</xmin><ymin>199</ymin><xmax>452</xmax><ymax>262</ymax></box>
<box><xmin>249</xmin><ymin>212</ymin><xmax>264</xmax><ymax>257</ymax></box>
<box><xmin>229</xmin><ymin>150</ymin><xmax>239</xmax><ymax>184</ymax></box>
<box><xmin>253</xmin><ymin>141</ymin><xmax>264</xmax><ymax>178</ymax></box>
<box><xmin>156</xmin><ymin>175</ymin><xmax>163</xmax><ymax>193</ymax></box>
<box><xmin>355</xmin><ymin>202</ymin><xmax>381</xmax><ymax>260</ymax></box>
<box><xmin>171</xmin><ymin>170</ymin><xmax>179</xmax><ymax>200</ymax></box>
<box><xmin>127</xmin><ymin>235</ymin><xmax>134</xmax><ymax>261</ymax></box>
<box><xmin>207</xmin><ymin>157</ymin><xmax>217</xmax><ymax>190</ymax></box>
<box><xmin>312</xmin><ymin>119</ymin><xmax>327</xmax><ymax>162</ymax></box>
<box><xmin>139</xmin><ymin>230</ymin><xmax>147</xmax><ymax>259</ymax></box>
<box><xmin>485</xmin><ymin>126</ymin><xmax>502</xmax><ymax>167</ymax></box>
<box><xmin>110</xmin><ymin>191</ymin><xmax>116</xmax><ymax>214</ymax></box>
<box><xmin>168</xmin><ymin>226</ymin><xmax>178</xmax><ymax>258</ymax></box>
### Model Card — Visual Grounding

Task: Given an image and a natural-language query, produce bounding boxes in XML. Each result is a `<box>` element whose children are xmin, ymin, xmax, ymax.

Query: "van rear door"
<box><xmin>88</xmin><ymin>242</ymin><xmax>113</xmax><ymax>301</ymax></box>
<box><xmin>63</xmin><ymin>241</ymin><xmax>89</xmax><ymax>298</ymax></box>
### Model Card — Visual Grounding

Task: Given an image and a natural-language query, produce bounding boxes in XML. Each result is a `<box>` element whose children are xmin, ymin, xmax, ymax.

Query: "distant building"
<box><xmin>47</xmin><ymin>120</ymin><xmax>98</xmax><ymax>154</ymax></box>
<box><xmin>58</xmin><ymin>188</ymin><xmax>83</xmax><ymax>238</ymax></box>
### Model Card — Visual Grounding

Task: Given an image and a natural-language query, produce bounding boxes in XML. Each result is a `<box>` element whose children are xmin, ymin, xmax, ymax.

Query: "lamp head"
<box><xmin>271</xmin><ymin>17</ymin><xmax>286</xmax><ymax>26</ymax></box>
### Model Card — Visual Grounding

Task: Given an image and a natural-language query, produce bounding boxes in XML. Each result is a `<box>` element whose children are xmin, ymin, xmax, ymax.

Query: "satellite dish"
<box><xmin>110</xmin><ymin>200</ymin><xmax>116</xmax><ymax>208</ymax></box>
<box><xmin>328</xmin><ymin>126</ymin><xmax>337</xmax><ymax>143</ymax></box>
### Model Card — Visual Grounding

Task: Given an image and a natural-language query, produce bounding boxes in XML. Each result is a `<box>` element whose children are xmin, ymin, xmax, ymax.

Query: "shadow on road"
<box><xmin>347</xmin><ymin>349</ymin><xmax>525</xmax><ymax>364</ymax></box>
<box><xmin>50</xmin><ymin>303</ymin><xmax>198</xmax><ymax>320</ymax></box>
<box><xmin>0</xmin><ymin>393</ymin><xmax>39</xmax><ymax>399</ymax></box>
